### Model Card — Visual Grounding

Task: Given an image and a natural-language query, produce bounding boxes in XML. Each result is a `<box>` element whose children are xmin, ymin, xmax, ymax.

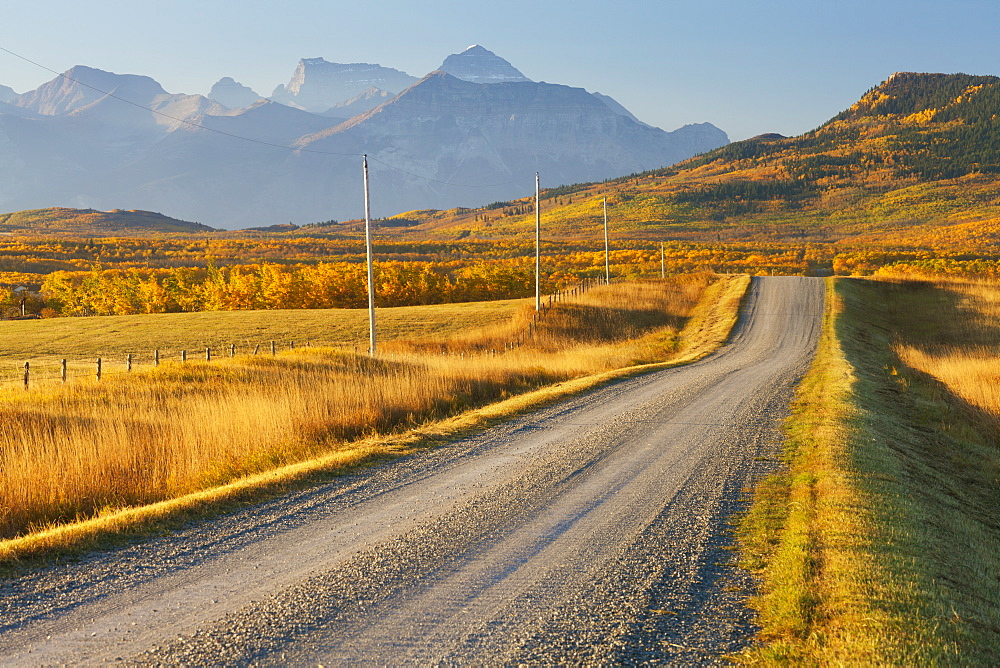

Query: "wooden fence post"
<box><xmin>61</xmin><ymin>359</ymin><xmax>67</xmax><ymax>383</ymax></box>
<box><xmin>127</xmin><ymin>353</ymin><xmax>132</xmax><ymax>372</ymax></box>
<box><xmin>181</xmin><ymin>350</ymin><xmax>187</xmax><ymax>363</ymax></box>
<box><xmin>253</xmin><ymin>343</ymin><xmax>261</xmax><ymax>355</ymax></box>
<box><xmin>230</xmin><ymin>343</ymin><xmax>235</xmax><ymax>357</ymax></box>
<box><xmin>270</xmin><ymin>341</ymin><xmax>276</xmax><ymax>356</ymax></box>
<box><xmin>22</xmin><ymin>362</ymin><xmax>28</xmax><ymax>390</ymax></box>
<box><xmin>154</xmin><ymin>349</ymin><xmax>159</xmax><ymax>366</ymax></box>
<box><xmin>206</xmin><ymin>347</ymin><xmax>211</xmax><ymax>362</ymax></box>
<box><xmin>96</xmin><ymin>358</ymin><xmax>102</xmax><ymax>381</ymax></box>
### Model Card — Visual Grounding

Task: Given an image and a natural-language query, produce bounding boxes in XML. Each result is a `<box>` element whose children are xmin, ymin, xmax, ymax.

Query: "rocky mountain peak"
<box><xmin>270</xmin><ymin>58</ymin><xmax>418</xmax><ymax>113</ymax></box>
<box><xmin>438</xmin><ymin>45</ymin><xmax>531</xmax><ymax>84</ymax></box>
<box><xmin>0</xmin><ymin>84</ymin><xmax>16</xmax><ymax>103</ymax></box>
<box><xmin>13</xmin><ymin>66</ymin><xmax>167</xmax><ymax>116</ymax></box>
<box><xmin>207</xmin><ymin>77</ymin><xmax>262</xmax><ymax>109</ymax></box>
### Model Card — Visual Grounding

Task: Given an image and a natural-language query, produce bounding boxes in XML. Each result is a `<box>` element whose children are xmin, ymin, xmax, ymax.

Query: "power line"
<box><xmin>0</xmin><ymin>45</ymin><xmax>534</xmax><ymax>190</ymax></box>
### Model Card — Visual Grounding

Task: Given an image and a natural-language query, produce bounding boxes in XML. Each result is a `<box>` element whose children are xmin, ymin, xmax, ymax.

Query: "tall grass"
<box><xmin>897</xmin><ymin>345</ymin><xmax>1000</xmax><ymax>417</ymax></box>
<box><xmin>385</xmin><ymin>273</ymin><xmax>713</xmax><ymax>355</ymax></box>
<box><xmin>894</xmin><ymin>279</ymin><xmax>1000</xmax><ymax>418</ymax></box>
<box><xmin>0</xmin><ymin>276</ymin><xmax>733</xmax><ymax>541</ymax></box>
<box><xmin>0</xmin><ymin>352</ymin><xmax>556</xmax><ymax>537</ymax></box>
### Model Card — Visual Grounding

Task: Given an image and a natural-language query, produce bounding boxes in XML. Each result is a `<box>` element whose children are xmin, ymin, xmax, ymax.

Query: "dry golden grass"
<box><xmin>897</xmin><ymin>345</ymin><xmax>1000</xmax><ymax>417</ymax></box>
<box><xmin>385</xmin><ymin>274</ymin><xmax>714</xmax><ymax>356</ymax></box>
<box><xmin>0</xmin><ymin>350</ymin><xmax>555</xmax><ymax>539</ymax></box>
<box><xmin>894</xmin><ymin>279</ymin><xmax>1000</xmax><ymax>418</ymax></box>
<box><xmin>0</xmin><ymin>298</ymin><xmax>527</xmax><ymax>387</ymax></box>
<box><xmin>0</xmin><ymin>275</ymin><xmax>748</xmax><ymax>552</ymax></box>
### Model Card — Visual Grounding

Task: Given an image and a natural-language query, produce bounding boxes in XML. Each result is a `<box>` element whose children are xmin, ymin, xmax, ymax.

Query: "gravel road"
<box><xmin>0</xmin><ymin>276</ymin><xmax>824</xmax><ymax>666</ymax></box>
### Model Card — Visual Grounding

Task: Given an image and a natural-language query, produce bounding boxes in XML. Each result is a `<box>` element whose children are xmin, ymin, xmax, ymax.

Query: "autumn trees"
<box><xmin>39</xmin><ymin>260</ymin><xmax>543</xmax><ymax>315</ymax></box>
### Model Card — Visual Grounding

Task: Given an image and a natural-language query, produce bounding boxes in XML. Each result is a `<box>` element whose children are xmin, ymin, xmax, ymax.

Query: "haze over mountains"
<box><xmin>0</xmin><ymin>46</ymin><xmax>728</xmax><ymax>229</ymax></box>
<box><xmin>269</xmin><ymin>59</ymin><xmax>418</xmax><ymax>114</ymax></box>
<box><xmin>381</xmin><ymin>71</ymin><xmax>1000</xmax><ymax>247</ymax></box>
<box><xmin>207</xmin><ymin>77</ymin><xmax>262</xmax><ymax>110</ymax></box>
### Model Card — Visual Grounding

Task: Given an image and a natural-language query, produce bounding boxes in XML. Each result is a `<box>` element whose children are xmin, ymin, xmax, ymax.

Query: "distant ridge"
<box><xmin>0</xmin><ymin>208</ymin><xmax>216</xmax><ymax>235</ymax></box>
<box><xmin>326</xmin><ymin>86</ymin><xmax>393</xmax><ymax>118</ymax></box>
<box><xmin>290</xmin><ymin>70</ymin><xmax>728</xmax><ymax>220</ymax></box>
<box><xmin>12</xmin><ymin>66</ymin><xmax>167</xmax><ymax>116</ymax></box>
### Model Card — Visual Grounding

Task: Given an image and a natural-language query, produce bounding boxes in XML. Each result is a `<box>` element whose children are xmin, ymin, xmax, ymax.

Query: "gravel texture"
<box><xmin>0</xmin><ymin>276</ymin><xmax>823</xmax><ymax>666</ymax></box>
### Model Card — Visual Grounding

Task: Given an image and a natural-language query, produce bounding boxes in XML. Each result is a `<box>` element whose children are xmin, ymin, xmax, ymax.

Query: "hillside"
<box><xmin>364</xmin><ymin>72</ymin><xmax>1000</xmax><ymax>248</ymax></box>
<box><xmin>0</xmin><ymin>208</ymin><xmax>217</xmax><ymax>235</ymax></box>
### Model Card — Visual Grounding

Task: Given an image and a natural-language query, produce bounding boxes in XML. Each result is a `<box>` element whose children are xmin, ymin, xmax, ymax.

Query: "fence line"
<box><xmin>2</xmin><ymin>338</ymin><xmax>321</xmax><ymax>390</ymax></box>
<box><xmin>4</xmin><ymin>276</ymin><xmax>615</xmax><ymax>390</ymax></box>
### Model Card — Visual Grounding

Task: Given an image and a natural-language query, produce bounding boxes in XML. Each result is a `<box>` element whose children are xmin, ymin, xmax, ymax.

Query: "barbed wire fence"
<box><xmin>1</xmin><ymin>278</ymin><xmax>615</xmax><ymax>389</ymax></box>
<box><xmin>0</xmin><ymin>338</ymin><xmax>324</xmax><ymax>390</ymax></box>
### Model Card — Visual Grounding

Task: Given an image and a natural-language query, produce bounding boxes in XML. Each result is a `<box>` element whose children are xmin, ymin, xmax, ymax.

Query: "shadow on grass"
<box><xmin>833</xmin><ymin>277</ymin><xmax>1000</xmax><ymax>660</ymax></box>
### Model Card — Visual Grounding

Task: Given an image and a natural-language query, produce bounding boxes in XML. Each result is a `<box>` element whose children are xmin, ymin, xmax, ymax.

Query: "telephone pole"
<box><xmin>535</xmin><ymin>172</ymin><xmax>541</xmax><ymax>311</ymax></box>
<box><xmin>363</xmin><ymin>154</ymin><xmax>377</xmax><ymax>356</ymax></box>
<box><xmin>603</xmin><ymin>198</ymin><xmax>610</xmax><ymax>285</ymax></box>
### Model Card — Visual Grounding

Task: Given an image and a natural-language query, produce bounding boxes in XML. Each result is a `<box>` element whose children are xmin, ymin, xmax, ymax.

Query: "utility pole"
<box><xmin>363</xmin><ymin>154</ymin><xmax>377</xmax><ymax>356</ymax></box>
<box><xmin>603</xmin><ymin>198</ymin><xmax>610</xmax><ymax>285</ymax></box>
<box><xmin>660</xmin><ymin>242</ymin><xmax>666</xmax><ymax>279</ymax></box>
<box><xmin>535</xmin><ymin>172</ymin><xmax>541</xmax><ymax>311</ymax></box>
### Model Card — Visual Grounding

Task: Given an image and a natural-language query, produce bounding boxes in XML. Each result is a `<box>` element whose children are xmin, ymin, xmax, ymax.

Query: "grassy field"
<box><xmin>739</xmin><ymin>277</ymin><xmax>1000</xmax><ymax>664</ymax></box>
<box><xmin>0</xmin><ymin>299</ymin><xmax>525</xmax><ymax>387</ymax></box>
<box><xmin>0</xmin><ymin>274</ymin><xmax>749</xmax><ymax>561</ymax></box>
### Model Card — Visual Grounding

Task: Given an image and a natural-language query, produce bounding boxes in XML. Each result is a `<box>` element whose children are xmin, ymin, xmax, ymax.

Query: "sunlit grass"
<box><xmin>0</xmin><ymin>276</ymin><xmax>748</xmax><ymax>545</ymax></box>
<box><xmin>0</xmin><ymin>298</ymin><xmax>525</xmax><ymax>386</ymax></box>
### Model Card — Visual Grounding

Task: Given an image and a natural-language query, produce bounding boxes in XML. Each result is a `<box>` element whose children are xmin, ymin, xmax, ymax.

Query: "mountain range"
<box><xmin>0</xmin><ymin>46</ymin><xmax>728</xmax><ymax>228</ymax></box>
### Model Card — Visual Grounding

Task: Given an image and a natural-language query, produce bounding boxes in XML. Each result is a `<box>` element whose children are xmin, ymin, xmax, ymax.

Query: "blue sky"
<box><xmin>2</xmin><ymin>0</ymin><xmax>999</xmax><ymax>140</ymax></box>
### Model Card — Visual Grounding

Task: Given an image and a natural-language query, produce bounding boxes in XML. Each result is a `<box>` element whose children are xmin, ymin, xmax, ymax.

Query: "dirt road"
<box><xmin>0</xmin><ymin>276</ymin><xmax>824</xmax><ymax>666</ymax></box>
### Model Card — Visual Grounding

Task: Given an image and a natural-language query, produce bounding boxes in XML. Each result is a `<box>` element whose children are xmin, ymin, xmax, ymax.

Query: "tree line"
<box><xmin>39</xmin><ymin>260</ymin><xmax>544</xmax><ymax>316</ymax></box>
